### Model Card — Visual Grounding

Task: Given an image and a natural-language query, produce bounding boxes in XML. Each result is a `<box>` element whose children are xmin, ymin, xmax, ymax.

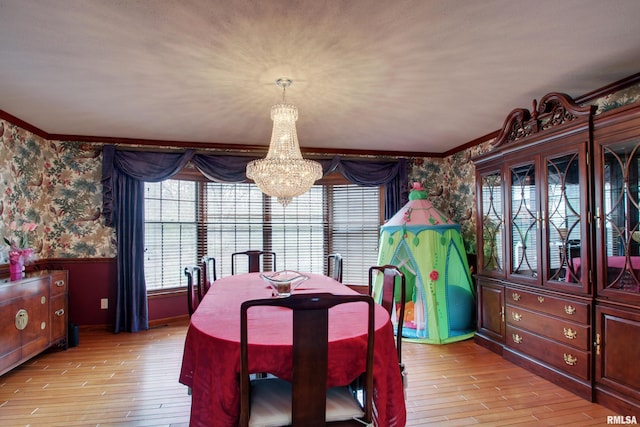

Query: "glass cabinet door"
<box><xmin>479</xmin><ymin>171</ymin><xmax>504</xmax><ymax>275</ymax></box>
<box><xmin>544</xmin><ymin>150</ymin><xmax>586</xmax><ymax>291</ymax></box>
<box><xmin>509</xmin><ymin>161</ymin><xmax>539</xmax><ymax>282</ymax></box>
<box><xmin>599</xmin><ymin>139</ymin><xmax>640</xmax><ymax>299</ymax></box>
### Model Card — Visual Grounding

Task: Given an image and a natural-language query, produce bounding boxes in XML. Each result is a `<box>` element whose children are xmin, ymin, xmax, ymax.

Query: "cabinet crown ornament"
<box><xmin>492</xmin><ymin>92</ymin><xmax>595</xmax><ymax>148</ymax></box>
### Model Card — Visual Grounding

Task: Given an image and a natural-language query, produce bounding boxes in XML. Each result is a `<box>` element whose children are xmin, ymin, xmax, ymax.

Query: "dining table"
<box><xmin>179</xmin><ymin>272</ymin><xmax>407</xmax><ymax>427</ymax></box>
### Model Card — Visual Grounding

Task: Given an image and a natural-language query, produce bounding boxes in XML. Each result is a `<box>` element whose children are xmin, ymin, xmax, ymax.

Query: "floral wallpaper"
<box><xmin>1</xmin><ymin>80</ymin><xmax>639</xmax><ymax>262</ymax></box>
<box><xmin>0</xmin><ymin>120</ymin><xmax>116</xmax><ymax>262</ymax></box>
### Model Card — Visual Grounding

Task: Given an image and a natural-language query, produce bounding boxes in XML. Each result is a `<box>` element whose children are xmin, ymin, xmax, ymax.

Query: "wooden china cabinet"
<box><xmin>474</xmin><ymin>92</ymin><xmax>640</xmax><ymax>414</ymax></box>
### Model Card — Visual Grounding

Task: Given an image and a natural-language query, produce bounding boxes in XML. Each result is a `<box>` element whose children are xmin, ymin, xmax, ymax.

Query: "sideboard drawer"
<box><xmin>506</xmin><ymin>304</ymin><xmax>590</xmax><ymax>350</ymax></box>
<box><xmin>506</xmin><ymin>324</ymin><xmax>591</xmax><ymax>381</ymax></box>
<box><xmin>507</xmin><ymin>288</ymin><xmax>590</xmax><ymax>323</ymax></box>
<box><xmin>50</xmin><ymin>273</ymin><xmax>67</xmax><ymax>297</ymax></box>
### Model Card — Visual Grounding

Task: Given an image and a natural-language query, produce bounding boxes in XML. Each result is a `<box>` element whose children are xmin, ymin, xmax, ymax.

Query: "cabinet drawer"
<box><xmin>506</xmin><ymin>324</ymin><xmax>591</xmax><ymax>381</ymax></box>
<box><xmin>50</xmin><ymin>273</ymin><xmax>68</xmax><ymax>297</ymax></box>
<box><xmin>506</xmin><ymin>304</ymin><xmax>590</xmax><ymax>350</ymax></box>
<box><xmin>507</xmin><ymin>288</ymin><xmax>590</xmax><ymax>323</ymax></box>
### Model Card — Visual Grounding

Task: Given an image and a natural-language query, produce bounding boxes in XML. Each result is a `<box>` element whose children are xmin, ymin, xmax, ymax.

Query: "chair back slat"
<box><xmin>292</xmin><ymin>308</ymin><xmax>329</xmax><ymax>424</ymax></box>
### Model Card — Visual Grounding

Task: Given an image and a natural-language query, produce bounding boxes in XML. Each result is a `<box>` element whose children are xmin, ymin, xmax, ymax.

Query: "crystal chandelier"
<box><xmin>246</xmin><ymin>78</ymin><xmax>323</xmax><ymax>207</ymax></box>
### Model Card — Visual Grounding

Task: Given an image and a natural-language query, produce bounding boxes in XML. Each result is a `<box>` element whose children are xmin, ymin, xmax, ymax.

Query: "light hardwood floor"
<box><xmin>0</xmin><ymin>319</ymin><xmax>621</xmax><ymax>426</ymax></box>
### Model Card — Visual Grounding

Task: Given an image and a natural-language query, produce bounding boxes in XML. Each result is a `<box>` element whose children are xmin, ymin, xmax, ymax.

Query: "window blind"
<box><xmin>144</xmin><ymin>179</ymin><xmax>381</xmax><ymax>290</ymax></box>
<box><xmin>329</xmin><ymin>185</ymin><xmax>381</xmax><ymax>284</ymax></box>
<box><xmin>144</xmin><ymin>180</ymin><xmax>198</xmax><ymax>290</ymax></box>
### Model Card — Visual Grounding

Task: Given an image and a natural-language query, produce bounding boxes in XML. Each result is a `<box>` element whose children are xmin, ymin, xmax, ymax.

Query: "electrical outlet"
<box><xmin>101</xmin><ymin>298</ymin><xmax>108</xmax><ymax>309</ymax></box>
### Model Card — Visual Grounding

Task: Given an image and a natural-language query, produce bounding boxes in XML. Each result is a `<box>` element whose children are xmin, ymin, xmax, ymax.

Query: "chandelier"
<box><xmin>246</xmin><ymin>78</ymin><xmax>323</xmax><ymax>207</ymax></box>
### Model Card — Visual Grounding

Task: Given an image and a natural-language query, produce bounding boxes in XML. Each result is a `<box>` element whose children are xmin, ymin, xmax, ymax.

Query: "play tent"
<box><xmin>374</xmin><ymin>184</ymin><xmax>475</xmax><ymax>344</ymax></box>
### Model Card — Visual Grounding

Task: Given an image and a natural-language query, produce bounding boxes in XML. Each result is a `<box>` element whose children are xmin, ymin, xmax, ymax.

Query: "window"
<box><xmin>144</xmin><ymin>178</ymin><xmax>381</xmax><ymax>291</ymax></box>
<box><xmin>144</xmin><ymin>180</ymin><xmax>198</xmax><ymax>291</ymax></box>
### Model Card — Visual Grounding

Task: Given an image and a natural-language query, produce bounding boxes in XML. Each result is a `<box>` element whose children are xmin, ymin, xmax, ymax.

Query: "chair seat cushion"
<box><xmin>248</xmin><ymin>378</ymin><xmax>365</xmax><ymax>427</ymax></box>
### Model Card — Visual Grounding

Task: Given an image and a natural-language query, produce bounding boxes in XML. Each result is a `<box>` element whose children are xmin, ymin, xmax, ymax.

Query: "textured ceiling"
<box><xmin>1</xmin><ymin>0</ymin><xmax>639</xmax><ymax>155</ymax></box>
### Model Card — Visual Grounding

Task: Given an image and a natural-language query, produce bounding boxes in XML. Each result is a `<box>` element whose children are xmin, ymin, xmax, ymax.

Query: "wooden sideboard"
<box><xmin>0</xmin><ymin>270</ymin><xmax>68</xmax><ymax>376</ymax></box>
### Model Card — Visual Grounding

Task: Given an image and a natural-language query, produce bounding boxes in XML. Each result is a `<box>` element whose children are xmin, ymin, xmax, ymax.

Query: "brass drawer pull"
<box><xmin>55</xmin><ymin>309</ymin><xmax>65</xmax><ymax>317</ymax></box>
<box><xmin>55</xmin><ymin>280</ymin><xmax>65</xmax><ymax>287</ymax></box>
<box><xmin>512</xmin><ymin>334</ymin><xmax>523</xmax><ymax>344</ymax></box>
<box><xmin>564</xmin><ymin>305</ymin><xmax>576</xmax><ymax>315</ymax></box>
<box><xmin>511</xmin><ymin>312</ymin><xmax>522</xmax><ymax>322</ymax></box>
<box><xmin>537</xmin><ymin>296</ymin><xmax>544</xmax><ymax>303</ymax></box>
<box><xmin>512</xmin><ymin>293</ymin><xmax>521</xmax><ymax>301</ymax></box>
<box><xmin>563</xmin><ymin>328</ymin><xmax>577</xmax><ymax>340</ymax></box>
<box><xmin>564</xmin><ymin>353</ymin><xmax>577</xmax><ymax>366</ymax></box>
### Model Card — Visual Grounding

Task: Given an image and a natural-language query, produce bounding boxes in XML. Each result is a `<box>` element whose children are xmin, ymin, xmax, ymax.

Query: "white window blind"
<box><xmin>144</xmin><ymin>179</ymin><xmax>381</xmax><ymax>291</ymax></box>
<box><xmin>144</xmin><ymin>180</ymin><xmax>198</xmax><ymax>290</ymax></box>
<box><xmin>329</xmin><ymin>185</ymin><xmax>381</xmax><ymax>284</ymax></box>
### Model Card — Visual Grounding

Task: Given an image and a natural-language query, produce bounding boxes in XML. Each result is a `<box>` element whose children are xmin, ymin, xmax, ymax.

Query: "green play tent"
<box><xmin>374</xmin><ymin>184</ymin><xmax>476</xmax><ymax>344</ymax></box>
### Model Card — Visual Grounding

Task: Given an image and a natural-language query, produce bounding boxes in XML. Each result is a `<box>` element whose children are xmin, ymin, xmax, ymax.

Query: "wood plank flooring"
<box><xmin>0</xmin><ymin>319</ymin><xmax>621</xmax><ymax>426</ymax></box>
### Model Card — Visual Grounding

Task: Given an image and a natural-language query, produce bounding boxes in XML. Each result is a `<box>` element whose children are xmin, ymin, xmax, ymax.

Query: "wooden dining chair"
<box><xmin>184</xmin><ymin>266</ymin><xmax>202</xmax><ymax>317</ymax></box>
<box><xmin>240</xmin><ymin>293</ymin><xmax>375</xmax><ymax>427</ymax></box>
<box><xmin>231</xmin><ymin>250</ymin><xmax>276</xmax><ymax>275</ymax></box>
<box><xmin>368</xmin><ymin>265</ymin><xmax>407</xmax><ymax>386</ymax></box>
<box><xmin>326</xmin><ymin>253</ymin><xmax>343</xmax><ymax>283</ymax></box>
<box><xmin>200</xmin><ymin>256</ymin><xmax>217</xmax><ymax>298</ymax></box>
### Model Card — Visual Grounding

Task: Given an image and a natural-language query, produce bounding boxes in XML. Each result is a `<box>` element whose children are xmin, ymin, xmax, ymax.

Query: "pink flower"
<box><xmin>429</xmin><ymin>270</ymin><xmax>439</xmax><ymax>281</ymax></box>
<box><xmin>403</xmin><ymin>208</ymin><xmax>413</xmax><ymax>224</ymax></box>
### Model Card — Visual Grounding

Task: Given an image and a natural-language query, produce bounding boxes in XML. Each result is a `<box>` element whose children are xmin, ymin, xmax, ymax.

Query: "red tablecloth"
<box><xmin>179</xmin><ymin>272</ymin><xmax>406</xmax><ymax>427</ymax></box>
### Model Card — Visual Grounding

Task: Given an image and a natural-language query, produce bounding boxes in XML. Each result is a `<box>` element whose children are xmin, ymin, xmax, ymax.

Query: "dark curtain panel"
<box><xmin>383</xmin><ymin>159</ymin><xmax>409</xmax><ymax>220</ymax></box>
<box><xmin>320</xmin><ymin>156</ymin><xmax>408</xmax><ymax>220</ymax></box>
<box><xmin>113</xmin><ymin>173</ymin><xmax>147</xmax><ymax>333</ymax></box>
<box><xmin>101</xmin><ymin>145</ymin><xmax>195</xmax><ymax>332</ymax></box>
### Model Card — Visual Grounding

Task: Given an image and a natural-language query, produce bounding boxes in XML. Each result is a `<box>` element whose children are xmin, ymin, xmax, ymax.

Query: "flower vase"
<box><xmin>10</xmin><ymin>258</ymin><xmax>24</xmax><ymax>281</ymax></box>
